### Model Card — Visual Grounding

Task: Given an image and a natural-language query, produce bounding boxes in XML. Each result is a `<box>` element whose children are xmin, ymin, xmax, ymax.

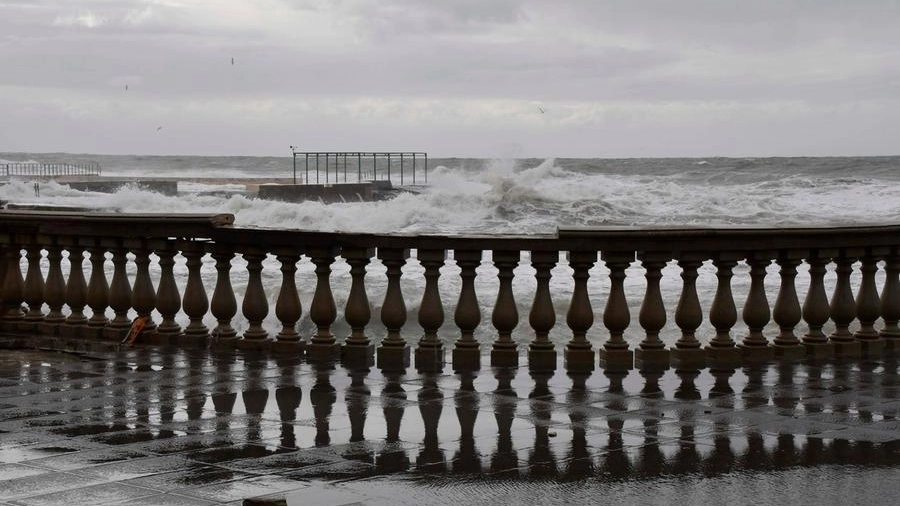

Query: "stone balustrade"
<box><xmin>1</xmin><ymin>210</ymin><xmax>899</xmax><ymax>372</ymax></box>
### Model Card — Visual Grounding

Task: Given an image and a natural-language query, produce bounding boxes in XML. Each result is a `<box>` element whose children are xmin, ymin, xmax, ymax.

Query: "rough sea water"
<box><xmin>2</xmin><ymin>154</ymin><xmax>899</xmax><ymax>505</ymax></box>
<box><xmin>1</xmin><ymin>154</ymin><xmax>900</xmax><ymax>347</ymax></box>
<box><xmin>3</xmin><ymin>154</ymin><xmax>900</xmax><ymax>233</ymax></box>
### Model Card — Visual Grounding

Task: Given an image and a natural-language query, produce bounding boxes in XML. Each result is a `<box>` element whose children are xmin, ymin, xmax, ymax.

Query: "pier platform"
<box><xmin>6</xmin><ymin>177</ymin><xmax>409</xmax><ymax>203</ymax></box>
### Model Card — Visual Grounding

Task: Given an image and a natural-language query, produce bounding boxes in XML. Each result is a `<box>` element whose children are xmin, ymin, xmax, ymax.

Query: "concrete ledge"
<box><xmin>705</xmin><ymin>346</ymin><xmax>741</xmax><ymax>368</ymax></box>
<box><xmin>671</xmin><ymin>347</ymin><xmax>706</xmax><ymax>369</ymax></box>
<box><xmin>234</xmin><ymin>338</ymin><xmax>272</xmax><ymax>352</ymax></box>
<box><xmin>737</xmin><ymin>343</ymin><xmax>774</xmax><ymax>362</ymax></box>
<box><xmin>772</xmin><ymin>344</ymin><xmax>806</xmax><ymax>360</ymax></box>
<box><xmin>833</xmin><ymin>341</ymin><xmax>862</xmax><ymax>359</ymax></box>
<box><xmin>257</xmin><ymin>182</ymin><xmax>389</xmax><ymax>203</ymax></box>
<box><xmin>490</xmin><ymin>347</ymin><xmax>519</xmax><ymax>368</ymax></box>
<box><xmin>598</xmin><ymin>348</ymin><xmax>634</xmax><ymax>370</ymax></box>
<box><xmin>527</xmin><ymin>348</ymin><xmax>557</xmax><ymax>372</ymax></box>
<box><xmin>36</xmin><ymin>322</ymin><xmax>61</xmax><ymax>336</ymax></box>
<box><xmin>377</xmin><ymin>345</ymin><xmax>410</xmax><ymax>371</ymax></box>
<box><xmin>860</xmin><ymin>338</ymin><xmax>885</xmax><ymax>357</ymax></box>
<box><xmin>271</xmin><ymin>339</ymin><xmax>305</xmax><ymax>355</ymax></box>
<box><xmin>414</xmin><ymin>346</ymin><xmax>444</xmax><ymax>372</ymax></box>
<box><xmin>64</xmin><ymin>179</ymin><xmax>178</xmax><ymax>196</ymax></box>
<box><xmin>60</xmin><ymin>323</ymin><xmax>87</xmax><ymax>339</ymax></box>
<box><xmin>635</xmin><ymin>347</ymin><xmax>670</xmax><ymax>369</ymax></box>
<box><xmin>307</xmin><ymin>342</ymin><xmax>341</xmax><ymax>361</ymax></box>
<box><xmin>803</xmin><ymin>341</ymin><xmax>835</xmax><ymax>359</ymax></box>
<box><xmin>342</xmin><ymin>343</ymin><xmax>374</xmax><ymax>368</ymax></box>
<box><xmin>564</xmin><ymin>347</ymin><xmax>595</xmax><ymax>372</ymax></box>
<box><xmin>453</xmin><ymin>347</ymin><xmax>481</xmax><ymax>372</ymax></box>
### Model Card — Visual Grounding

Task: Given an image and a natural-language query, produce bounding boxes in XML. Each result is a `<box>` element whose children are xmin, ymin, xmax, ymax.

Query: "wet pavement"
<box><xmin>1</xmin><ymin>344</ymin><xmax>898</xmax><ymax>505</ymax></box>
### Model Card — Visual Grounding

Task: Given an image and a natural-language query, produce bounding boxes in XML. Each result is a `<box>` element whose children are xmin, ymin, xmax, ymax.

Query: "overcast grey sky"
<box><xmin>2</xmin><ymin>0</ymin><xmax>899</xmax><ymax>157</ymax></box>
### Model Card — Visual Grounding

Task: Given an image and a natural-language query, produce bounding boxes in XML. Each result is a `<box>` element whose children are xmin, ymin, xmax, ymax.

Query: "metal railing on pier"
<box><xmin>290</xmin><ymin>150</ymin><xmax>427</xmax><ymax>185</ymax></box>
<box><xmin>3</xmin><ymin>162</ymin><xmax>102</xmax><ymax>178</ymax></box>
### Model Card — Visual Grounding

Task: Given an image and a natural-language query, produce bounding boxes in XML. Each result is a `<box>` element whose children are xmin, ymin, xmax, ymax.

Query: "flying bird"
<box><xmin>156</xmin><ymin>126</ymin><xmax>163</xmax><ymax>131</ymax></box>
<box><xmin>231</xmin><ymin>57</ymin><xmax>234</xmax><ymax>65</ymax></box>
<box><xmin>538</xmin><ymin>106</ymin><xmax>545</xmax><ymax>114</ymax></box>
<box><xmin>125</xmin><ymin>84</ymin><xmax>128</xmax><ymax>91</ymax></box>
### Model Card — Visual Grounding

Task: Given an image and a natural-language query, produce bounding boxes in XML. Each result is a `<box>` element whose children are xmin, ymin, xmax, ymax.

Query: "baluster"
<box><xmin>738</xmin><ymin>254</ymin><xmax>774</xmax><ymax>360</ymax></box>
<box><xmin>598</xmin><ymin>252</ymin><xmax>634</xmax><ymax>369</ymax></box>
<box><xmin>376</xmin><ymin>248</ymin><xmax>410</xmax><ymax>371</ymax></box>
<box><xmin>103</xmin><ymin>246</ymin><xmax>131</xmax><ymax>340</ymax></box>
<box><xmin>829</xmin><ymin>252</ymin><xmax>861</xmax><ymax>358</ymax></box>
<box><xmin>673</xmin><ymin>255</ymin><xmax>706</xmax><ymax>368</ymax></box>
<box><xmin>131</xmin><ymin>242</ymin><xmax>158</xmax><ymax>341</ymax></box>
<box><xmin>706</xmin><ymin>255</ymin><xmax>741</xmax><ymax>366</ymax></box>
<box><xmin>880</xmin><ymin>248</ymin><xmax>900</xmax><ymax>354</ymax></box>
<box><xmin>565</xmin><ymin>251</ymin><xmax>596</xmax><ymax>372</ymax></box>
<box><xmin>802</xmin><ymin>251</ymin><xmax>834</xmax><ymax>358</ymax></box>
<box><xmin>39</xmin><ymin>242</ymin><xmax>67</xmax><ymax>336</ymax></box>
<box><xmin>21</xmin><ymin>243</ymin><xmax>45</xmax><ymax>331</ymax></box>
<box><xmin>635</xmin><ymin>253</ymin><xmax>670</xmax><ymax>368</ymax></box>
<box><xmin>155</xmin><ymin>244</ymin><xmax>182</xmax><ymax>342</ymax></box>
<box><xmin>453</xmin><ymin>250</ymin><xmax>482</xmax><ymax>371</ymax></box>
<box><xmin>84</xmin><ymin>244</ymin><xmax>109</xmax><ymax>340</ymax></box>
<box><xmin>1</xmin><ymin>242</ymin><xmax>25</xmax><ymax>328</ymax></box>
<box><xmin>855</xmin><ymin>248</ymin><xmax>886</xmax><ymax>356</ymax></box>
<box><xmin>0</xmin><ymin>244</ymin><xmax>7</xmax><ymax>312</ymax></box>
<box><xmin>490</xmin><ymin>250</ymin><xmax>520</xmax><ymax>367</ymax></box>
<box><xmin>342</xmin><ymin>247</ymin><xmax>375</xmax><ymax>366</ymax></box>
<box><xmin>181</xmin><ymin>242</ymin><xmax>210</xmax><ymax>343</ymax></box>
<box><xmin>62</xmin><ymin>245</ymin><xmax>88</xmax><ymax>337</ymax></box>
<box><xmin>415</xmin><ymin>249</ymin><xmax>445</xmax><ymax>371</ymax></box>
<box><xmin>273</xmin><ymin>249</ymin><xmax>302</xmax><ymax>353</ymax></box>
<box><xmin>526</xmin><ymin>251</ymin><xmax>557</xmax><ymax>372</ymax></box>
<box><xmin>210</xmin><ymin>247</ymin><xmax>238</xmax><ymax>346</ymax></box>
<box><xmin>307</xmin><ymin>247</ymin><xmax>339</xmax><ymax>360</ymax></box>
<box><xmin>240</xmin><ymin>249</ymin><xmax>269</xmax><ymax>346</ymax></box>
<box><xmin>772</xmin><ymin>252</ymin><xmax>805</xmax><ymax>359</ymax></box>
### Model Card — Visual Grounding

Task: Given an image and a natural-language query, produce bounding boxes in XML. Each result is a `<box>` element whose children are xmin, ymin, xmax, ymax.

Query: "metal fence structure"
<box><xmin>3</xmin><ymin>162</ymin><xmax>102</xmax><ymax>178</ymax></box>
<box><xmin>290</xmin><ymin>150</ymin><xmax>427</xmax><ymax>186</ymax></box>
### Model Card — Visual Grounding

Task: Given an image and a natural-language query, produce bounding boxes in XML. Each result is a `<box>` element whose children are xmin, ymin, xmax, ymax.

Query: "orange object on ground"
<box><xmin>124</xmin><ymin>316</ymin><xmax>149</xmax><ymax>345</ymax></box>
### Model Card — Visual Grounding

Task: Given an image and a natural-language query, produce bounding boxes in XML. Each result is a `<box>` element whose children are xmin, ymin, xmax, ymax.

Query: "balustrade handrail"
<box><xmin>2</xmin><ymin>210</ymin><xmax>899</xmax><ymax>251</ymax></box>
<box><xmin>1</xmin><ymin>210</ymin><xmax>898</xmax><ymax>374</ymax></box>
<box><xmin>0</xmin><ymin>211</ymin><xmax>234</xmax><ymax>238</ymax></box>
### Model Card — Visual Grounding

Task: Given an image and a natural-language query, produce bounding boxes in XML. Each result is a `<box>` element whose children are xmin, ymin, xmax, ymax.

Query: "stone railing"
<box><xmin>1</xmin><ymin>211</ymin><xmax>898</xmax><ymax>372</ymax></box>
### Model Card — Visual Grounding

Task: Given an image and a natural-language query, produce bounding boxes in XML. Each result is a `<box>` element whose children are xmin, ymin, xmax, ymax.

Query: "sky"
<box><xmin>1</xmin><ymin>0</ymin><xmax>899</xmax><ymax>157</ymax></box>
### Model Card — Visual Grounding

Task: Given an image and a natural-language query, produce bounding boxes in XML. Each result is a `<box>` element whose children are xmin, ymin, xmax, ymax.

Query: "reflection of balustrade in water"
<box><xmin>8</xmin><ymin>351</ymin><xmax>898</xmax><ymax>492</ymax></box>
<box><xmin>2</xmin><ymin>211</ymin><xmax>900</xmax><ymax>373</ymax></box>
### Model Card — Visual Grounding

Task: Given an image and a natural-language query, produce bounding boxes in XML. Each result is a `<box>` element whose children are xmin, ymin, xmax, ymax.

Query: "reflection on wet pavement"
<box><xmin>0</xmin><ymin>348</ymin><xmax>898</xmax><ymax>505</ymax></box>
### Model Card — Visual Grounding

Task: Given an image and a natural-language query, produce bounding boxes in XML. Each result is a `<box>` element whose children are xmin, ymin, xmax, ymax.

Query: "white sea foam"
<box><xmin>6</xmin><ymin>157</ymin><xmax>900</xmax><ymax>233</ymax></box>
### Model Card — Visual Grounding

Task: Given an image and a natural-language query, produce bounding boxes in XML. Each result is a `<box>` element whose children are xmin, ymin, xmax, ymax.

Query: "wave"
<box><xmin>4</xmin><ymin>157</ymin><xmax>900</xmax><ymax>233</ymax></box>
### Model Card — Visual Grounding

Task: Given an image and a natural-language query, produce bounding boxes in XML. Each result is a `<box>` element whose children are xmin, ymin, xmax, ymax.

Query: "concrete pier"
<box><xmin>257</xmin><ymin>181</ymin><xmax>395</xmax><ymax>203</ymax></box>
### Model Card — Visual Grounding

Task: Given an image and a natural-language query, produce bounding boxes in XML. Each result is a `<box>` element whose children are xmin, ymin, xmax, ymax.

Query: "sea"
<box><xmin>2</xmin><ymin>153</ymin><xmax>899</xmax><ymax>347</ymax></box>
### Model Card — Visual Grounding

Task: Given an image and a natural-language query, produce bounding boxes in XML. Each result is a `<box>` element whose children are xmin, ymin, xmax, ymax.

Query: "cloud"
<box><xmin>2</xmin><ymin>0</ymin><xmax>900</xmax><ymax>155</ymax></box>
<box><xmin>52</xmin><ymin>11</ymin><xmax>107</xmax><ymax>28</ymax></box>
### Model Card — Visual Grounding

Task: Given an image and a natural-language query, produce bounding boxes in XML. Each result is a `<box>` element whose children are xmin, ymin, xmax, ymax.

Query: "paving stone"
<box><xmin>12</xmin><ymin>482</ymin><xmax>156</xmax><ymax>506</ymax></box>
<box><xmin>1</xmin><ymin>346</ymin><xmax>899</xmax><ymax>505</ymax></box>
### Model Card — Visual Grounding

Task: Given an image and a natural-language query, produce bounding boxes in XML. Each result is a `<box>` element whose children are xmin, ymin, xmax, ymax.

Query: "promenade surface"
<box><xmin>1</xmin><ymin>342</ymin><xmax>898</xmax><ymax>505</ymax></box>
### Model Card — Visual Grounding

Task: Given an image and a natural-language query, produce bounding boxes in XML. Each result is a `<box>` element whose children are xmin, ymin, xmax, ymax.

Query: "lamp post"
<box><xmin>289</xmin><ymin>145</ymin><xmax>298</xmax><ymax>184</ymax></box>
